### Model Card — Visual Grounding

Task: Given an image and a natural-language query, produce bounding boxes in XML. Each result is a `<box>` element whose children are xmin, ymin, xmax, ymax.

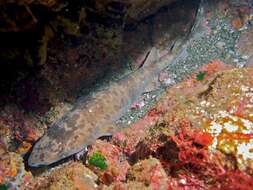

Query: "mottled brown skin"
<box><xmin>28</xmin><ymin>48</ymin><xmax>176</xmax><ymax>166</ymax></box>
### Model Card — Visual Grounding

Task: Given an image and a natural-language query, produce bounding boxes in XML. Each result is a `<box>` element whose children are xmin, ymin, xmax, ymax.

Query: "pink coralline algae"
<box><xmin>128</xmin><ymin>157</ymin><xmax>169</xmax><ymax>190</ymax></box>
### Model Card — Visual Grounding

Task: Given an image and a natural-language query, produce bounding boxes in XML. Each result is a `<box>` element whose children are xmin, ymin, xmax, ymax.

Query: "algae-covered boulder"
<box><xmin>33</xmin><ymin>162</ymin><xmax>98</xmax><ymax>190</ymax></box>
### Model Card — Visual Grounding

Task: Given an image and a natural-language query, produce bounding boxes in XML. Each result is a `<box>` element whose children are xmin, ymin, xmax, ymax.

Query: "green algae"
<box><xmin>88</xmin><ymin>152</ymin><xmax>108</xmax><ymax>170</ymax></box>
<box><xmin>0</xmin><ymin>184</ymin><xmax>8</xmax><ymax>190</ymax></box>
<box><xmin>196</xmin><ymin>71</ymin><xmax>208</xmax><ymax>81</ymax></box>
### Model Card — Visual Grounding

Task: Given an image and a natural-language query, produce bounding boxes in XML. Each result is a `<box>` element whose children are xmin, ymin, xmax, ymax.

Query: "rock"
<box><xmin>128</xmin><ymin>157</ymin><xmax>168</xmax><ymax>190</ymax></box>
<box><xmin>94</xmin><ymin>61</ymin><xmax>253</xmax><ymax>188</ymax></box>
<box><xmin>33</xmin><ymin>162</ymin><xmax>98</xmax><ymax>190</ymax></box>
<box><xmin>5</xmin><ymin>60</ymin><xmax>253</xmax><ymax>189</ymax></box>
<box><xmin>0</xmin><ymin>105</ymin><xmax>41</xmax><ymax>154</ymax></box>
<box><xmin>158</xmin><ymin>61</ymin><xmax>253</xmax><ymax>173</ymax></box>
<box><xmin>104</xmin><ymin>181</ymin><xmax>151</xmax><ymax>190</ymax></box>
<box><xmin>0</xmin><ymin>152</ymin><xmax>33</xmax><ymax>189</ymax></box>
<box><xmin>112</xmin><ymin>108</ymin><xmax>161</xmax><ymax>155</ymax></box>
<box><xmin>104</xmin><ymin>157</ymin><xmax>168</xmax><ymax>190</ymax></box>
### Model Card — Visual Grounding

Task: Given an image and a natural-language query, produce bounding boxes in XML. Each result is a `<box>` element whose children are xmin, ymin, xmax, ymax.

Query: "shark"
<box><xmin>28</xmin><ymin>46</ymin><xmax>180</xmax><ymax>167</ymax></box>
<box><xmin>27</xmin><ymin>0</ymin><xmax>202</xmax><ymax>167</ymax></box>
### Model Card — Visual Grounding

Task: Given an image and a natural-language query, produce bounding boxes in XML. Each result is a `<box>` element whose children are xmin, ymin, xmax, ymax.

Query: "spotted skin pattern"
<box><xmin>28</xmin><ymin>47</ymin><xmax>176</xmax><ymax>167</ymax></box>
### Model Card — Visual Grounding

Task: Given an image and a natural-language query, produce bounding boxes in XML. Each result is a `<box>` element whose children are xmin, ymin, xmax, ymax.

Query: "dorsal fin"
<box><xmin>139</xmin><ymin>47</ymin><xmax>159</xmax><ymax>69</ymax></box>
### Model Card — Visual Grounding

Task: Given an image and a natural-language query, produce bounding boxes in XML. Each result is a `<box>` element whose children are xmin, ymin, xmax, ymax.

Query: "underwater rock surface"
<box><xmin>21</xmin><ymin>61</ymin><xmax>253</xmax><ymax>190</ymax></box>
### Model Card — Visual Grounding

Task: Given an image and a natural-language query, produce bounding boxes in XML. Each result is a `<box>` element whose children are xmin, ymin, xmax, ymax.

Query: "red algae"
<box><xmin>211</xmin><ymin>171</ymin><xmax>253</xmax><ymax>190</ymax></box>
<box><xmin>193</xmin><ymin>131</ymin><xmax>213</xmax><ymax>147</ymax></box>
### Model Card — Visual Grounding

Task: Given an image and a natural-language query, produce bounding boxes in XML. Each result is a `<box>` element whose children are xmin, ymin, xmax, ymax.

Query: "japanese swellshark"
<box><xmin>28</xmin><ymin>46</ymin><xmax>179</xmax><ymax>167</ymax></box>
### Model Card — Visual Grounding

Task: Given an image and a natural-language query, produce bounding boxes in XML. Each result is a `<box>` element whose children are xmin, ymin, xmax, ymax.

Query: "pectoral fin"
<box><xmin>130</xmin><ymin>47</ymin><xmax>159</xmax><ymax>70</ymax></box>
<box><xmin>141</xmin><ymin>47</ymin><xmax>159</xmax><ymax>68</ymax></box>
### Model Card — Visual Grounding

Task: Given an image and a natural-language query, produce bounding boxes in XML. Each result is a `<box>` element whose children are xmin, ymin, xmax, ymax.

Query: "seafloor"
<box><xmin>1</xmin><ymin>0</ymin><xmax>253</xmax><ymax>189</ymax></box>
